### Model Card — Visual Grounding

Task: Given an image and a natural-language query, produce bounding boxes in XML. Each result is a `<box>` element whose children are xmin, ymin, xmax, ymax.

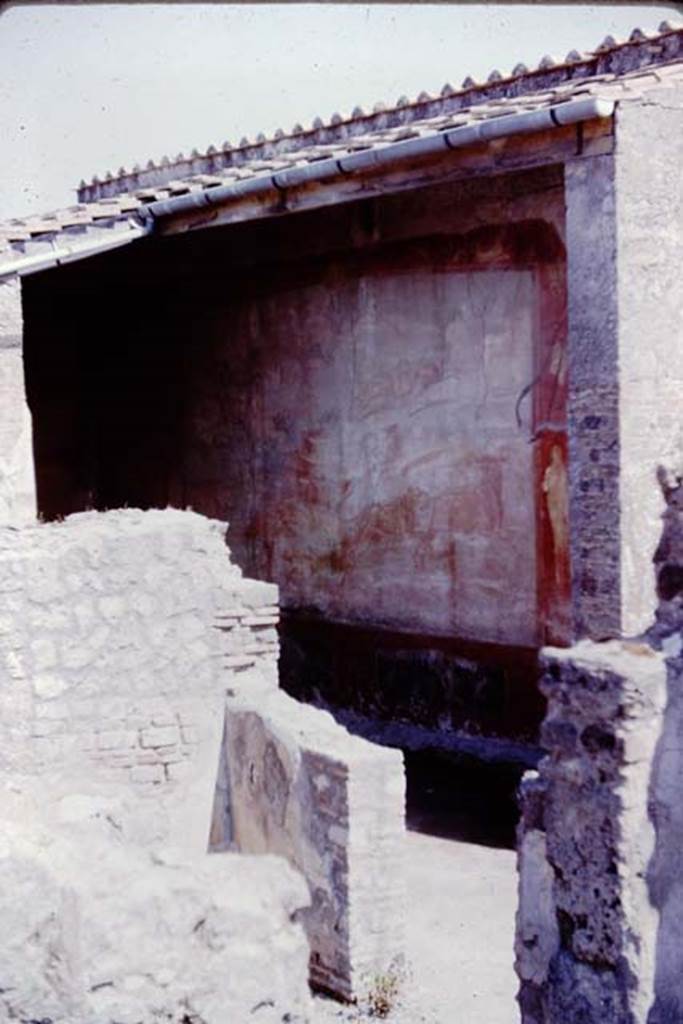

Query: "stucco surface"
<box><xmin>615</xmin><ymin>86</ymin><xmax>683</xmax><ymax>638</ymax></box>
<box><xmin>186</xmin><ymin>257</ymin><xmax>540</xmax><ymax>646</ymax></box>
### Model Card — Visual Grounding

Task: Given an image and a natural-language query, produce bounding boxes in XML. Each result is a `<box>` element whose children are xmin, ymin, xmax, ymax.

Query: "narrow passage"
<box><xmin>315</xmin><ymin>752</ymin><xmax>522</xmax><ymax>1023</ymax></box>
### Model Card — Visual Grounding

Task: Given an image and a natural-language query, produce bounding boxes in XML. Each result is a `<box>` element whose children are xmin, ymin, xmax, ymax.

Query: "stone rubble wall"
<box><xmin>0</xmin><ymin>507</ymin><xmax>278</xmax><ymax>853</ymax></box>
<box><xmin>218</xmin><ymin>677</ymin><xmax>406</xmax><ymax>1003</ymax></box>
<box><xmin>515</xmin><ymin>640</ymin><xmax>666</xmax><ymax>1024</ymax></box>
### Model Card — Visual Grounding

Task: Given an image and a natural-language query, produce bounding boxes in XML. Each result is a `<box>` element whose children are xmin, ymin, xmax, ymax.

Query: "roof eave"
<box><xmin>0</xmin><ymin>219</ymin><xmax>151</xmax><ymax>282</ymax></box>
<box><xmin>138</xmin><ymin>95</ymin><xmax>615</xmax><ymax>228</ymax></box>
<box><xmin>0</xmin><ymin>95</ymin><xmax>615</xmax><ymax>282</ymax></box>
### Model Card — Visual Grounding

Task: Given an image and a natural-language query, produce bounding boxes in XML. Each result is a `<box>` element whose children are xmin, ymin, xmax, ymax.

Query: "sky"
<box><xmin>0</xmin><ymin>2</ymin><xmax>679</xmax><ymax>219</ymax></box>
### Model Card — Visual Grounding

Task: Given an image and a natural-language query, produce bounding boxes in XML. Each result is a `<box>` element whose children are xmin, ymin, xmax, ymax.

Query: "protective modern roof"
<box><xmin>1</xmin><ymin>20</ymin><xmax>682</xmax><ymax>277</ymax></box>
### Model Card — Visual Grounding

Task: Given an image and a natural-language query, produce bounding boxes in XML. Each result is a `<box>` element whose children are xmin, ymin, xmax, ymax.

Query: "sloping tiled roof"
<box><xmin>1</xmin><ymin>20</ymin><xmax>682</xmax><ymax>268</ymax></box>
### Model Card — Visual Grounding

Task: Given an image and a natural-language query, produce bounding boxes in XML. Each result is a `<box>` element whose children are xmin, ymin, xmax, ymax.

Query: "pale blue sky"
<box><xmin>0</xmin><ymin>3</ymin><xmax>678</xmax><ymax>219</ymax></box>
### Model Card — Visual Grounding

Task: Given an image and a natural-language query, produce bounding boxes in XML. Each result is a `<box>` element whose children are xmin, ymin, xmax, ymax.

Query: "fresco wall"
<box><xmin>184</xmin><ymin>255</ymin><xmax>540</xmax><ymax>647</ymax></box>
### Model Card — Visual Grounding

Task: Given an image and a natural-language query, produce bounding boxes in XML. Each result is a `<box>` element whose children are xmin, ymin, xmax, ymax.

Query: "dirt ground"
<box><xmin>313</xmin><ymin>753</ymin><xmax>522</xmax><ymax>1024</ymax></box>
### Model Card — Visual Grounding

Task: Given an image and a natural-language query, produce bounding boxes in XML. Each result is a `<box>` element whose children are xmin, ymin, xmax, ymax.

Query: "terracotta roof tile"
<box><xmin>0</xmin><ymin>21</ymin><xmax>681</xmax><ymax>266</ymax></box>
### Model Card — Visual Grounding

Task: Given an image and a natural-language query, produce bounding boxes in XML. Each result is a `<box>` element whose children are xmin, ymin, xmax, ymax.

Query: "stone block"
<box><xmin>32</xmin><ymin>672</ymin><xmax>67</xmax><ymax>700</ymax></box>
<box><xmin>140</xmin><ymin>725</ymin><xmax>180</xmax><ymax>748</ymax></box>
<box><xmin>219</xmin><ymin>677</ymin><xmax>406</xmax><ymax>1002</ymax></box>
<box><xmin>131</xmin><ymin>763</ymin><xmax>165</xmax><ymax>785</ymax></box>
<box><xmin>97</xmin><ymin>729</ymin><xmax>137</xmax><ymax>751</ymax></box>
